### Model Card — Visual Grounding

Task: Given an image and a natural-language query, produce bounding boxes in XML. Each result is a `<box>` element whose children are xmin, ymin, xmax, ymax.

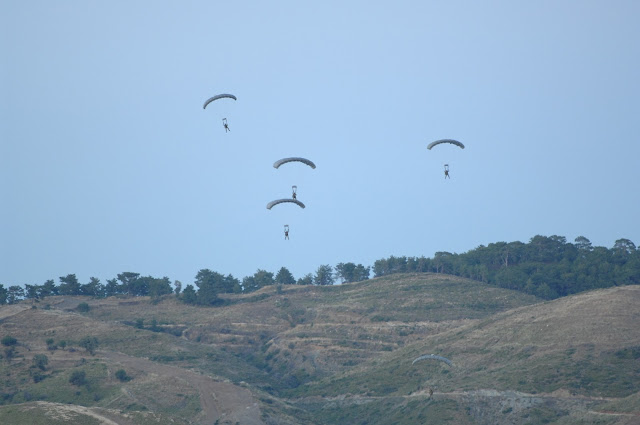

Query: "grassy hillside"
<box><xmin>288</xmin><ymin>285</ymin><xmax>640</xmax><ymax>424</ymax></box>
<box><xmin>1</xmin><ymin>273</ymin><xmax>638</xmax><ymax>424</ymax></box>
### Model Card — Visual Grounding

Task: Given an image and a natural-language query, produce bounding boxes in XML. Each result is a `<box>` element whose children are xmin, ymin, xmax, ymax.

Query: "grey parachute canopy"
<box><xmin>203</xmin><ymin>94</ymin><xmax>237</xmax><ymax>109</ymax></box>
<box><xmin>266</xmin><ymin>199</ymin><xmax>306</xmax><ymax>210</ymax></box>
<box><xmin>273</xmin><ymin>157</ymin><xmax>316</xmax><ymax>169</ymax></box>
<box><xmin>427</xmin><ymin>139</ymin><xmax>465</xmax><ymax>150</ymax></box>
<box><xmin>412</xmin><ymin>354</ymin><xmax>453</xmax><ymax>367</ymax></box>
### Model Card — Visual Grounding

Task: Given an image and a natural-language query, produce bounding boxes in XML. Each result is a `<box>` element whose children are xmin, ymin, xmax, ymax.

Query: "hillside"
<box><xmin>290</xmin><ymin>285</ymin><xmax>640</xmax><ymax>424</ymax></box>
<box><xmin>1</xmin><ymin>274</ymin><xmax>638</xmax><ymax>424</ymax></box>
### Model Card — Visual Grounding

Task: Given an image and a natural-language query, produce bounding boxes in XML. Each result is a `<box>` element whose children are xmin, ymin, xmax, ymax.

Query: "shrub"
<box><xmin>32</xmin><ymin>354</ymin><xmax>49</xmax><ymax>371</ymax></box>
<box><xmin>115</xmin><ymin>369</ymin><xmax>131</xmax><ymax>382</ymax></box>
<box><xmin>1</xmin><ymin>336</ymin><xmax>17</xmax><ymax>346</ymax></box>
<box><xmin>69</xmin><ymin>370</ymin><xmax>87</xmax><ymax>386</ymax></box>
<box><xmin>3</xmin><ymin>347</ymin><xmax>16</xmax><ymax>361</ymax></box>
<box><xmin>79</xmin><ymin>336</ymin><xmax>99</xmax><ymax>355</ymax></box>
<box><xmin>76</xmin><ymin>302</ymin><xmax>90</xmax><ymax>313</ymax></box>
<box><xmin>32</xmin><ymin>372</ymin><xmax>46</xmax><ymax>383</ymax></box>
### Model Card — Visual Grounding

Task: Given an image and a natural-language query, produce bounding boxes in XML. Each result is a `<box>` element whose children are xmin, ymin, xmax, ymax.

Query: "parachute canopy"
<box><xmin>203</xmin><ymin>94</ymin><xmax>237</xmax><ymax>109</ymax></box>
<box><xmin>412</xmin><ymin>354</ymin><xmax>453</xmax><ymax>367</ymax></box>
<box><xmin>427</xmin><ymin>139</ymin><xmax>465</xmax><ymax>150</ymax></box>
<box><xmin>273</xmin><ymin>157</ymin><xmax>316</xmax><ymax>170</ymax></box>
<box><xmin>266</xmin><ymin>199</ymin><xmax>306</xmax><ymax>210</ymax></box>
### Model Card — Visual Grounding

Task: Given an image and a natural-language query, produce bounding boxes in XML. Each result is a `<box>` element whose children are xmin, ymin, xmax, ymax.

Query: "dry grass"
<box><xmin>2</xmin><ymin>275</ymin><xmax>638</xmax><ymax>424</ymax></box>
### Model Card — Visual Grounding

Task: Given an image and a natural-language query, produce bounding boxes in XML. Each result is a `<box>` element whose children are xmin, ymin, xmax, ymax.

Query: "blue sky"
<box><xmin>2</xmin><ymin>1</ymin><xmax>640</xmax><ymax>287</ymax></box>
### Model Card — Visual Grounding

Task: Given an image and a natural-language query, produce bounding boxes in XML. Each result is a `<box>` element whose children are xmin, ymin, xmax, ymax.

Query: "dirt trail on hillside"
<box><xmin>102</xmin><ymin>351</ymin><xmax>265</xmax><ymax>425</ymax></box>
<box><xmin>20</xmin><ymin>401</ymin><xmax>131</xmax><ymax>425</ymax></box>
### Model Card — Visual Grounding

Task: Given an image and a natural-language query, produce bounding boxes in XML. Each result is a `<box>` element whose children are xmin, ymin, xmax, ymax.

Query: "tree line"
<box><xmin>372</xmin><ymin>235</ymin><xmax>640</xmax><ymax>299</ymax></box>
<box><xmin>0</xmin><ymin>262</ymin><xmax>371</xmax><ymax>306</ymax></box>
<box><xmin>1</xmin><ymin>235</ymin><xmax>638</xmax><ymax>305</ymax></box>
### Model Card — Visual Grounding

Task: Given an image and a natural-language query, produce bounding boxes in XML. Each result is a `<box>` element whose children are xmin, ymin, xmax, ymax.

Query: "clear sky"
<box><xmin>2</xmin><ymin>1</ymin><xmax>639</xmax><ymax>287</ymax></box>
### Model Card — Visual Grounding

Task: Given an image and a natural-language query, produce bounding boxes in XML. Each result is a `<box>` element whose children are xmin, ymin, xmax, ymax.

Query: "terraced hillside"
<box><xmin>1</xmin><ymin>274</ymin><xmax>638</xmax><ymax>424</ymax></box>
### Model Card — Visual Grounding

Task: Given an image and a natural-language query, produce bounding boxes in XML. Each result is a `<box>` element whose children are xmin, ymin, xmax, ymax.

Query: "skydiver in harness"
<box><xmin>222</xmin><ymin>118</ymin><xmax>230</xmax><ymax>132</ymax></box>
<box><xmin>284</xmin><ymin>225</ymin><xmax>289</xmax><ymax>240</ymax></box>
<box><xmin>292</xmin><ymin>185</ymin><xmax>297</xmax><ymax>200</ymax></box>
<box><xmin>444</xmin><ymin>164</ymin><xmax>450</xmax><ymax>179</ymax></box>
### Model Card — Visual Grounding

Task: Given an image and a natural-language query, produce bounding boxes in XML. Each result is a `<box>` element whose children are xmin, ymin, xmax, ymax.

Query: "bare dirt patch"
<box><xmin>0</xmin><ymin>303</ymin><xmax>31</xmax><ymax>321</ymax></box>
<box><xmin>23</xmin><ymin>401</ymin><xmax>130</xmax><ymax>425</ymax></box>
<box><xmin>101</xmin><ymin>351</ymin><xmax>265</xmax><ymax>425</ymax></box>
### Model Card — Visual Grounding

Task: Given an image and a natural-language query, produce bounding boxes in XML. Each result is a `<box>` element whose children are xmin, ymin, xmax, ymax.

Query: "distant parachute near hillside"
<box><xmin>412</xmin><ymin>354</ymin><xmax>453</xmax><ymax>367</ymax></box>
<box><xmin>266</xmin><ymin>199</ymin><xmax>306</xmax><ymax>210</ymax></box>
<box><xmin>203</xmin><ymin>94</ymin><xmax>237</xmax><ymax>109</ymax></box>
<box><xmin>427</xmin><ymin>139</ymin><xmax>465</xmax><ymax>150</ymax></box>
<box><xmin>273</xmin><ymin>157</ymin><xmax>316</xmax><ymax>169</ymax></box>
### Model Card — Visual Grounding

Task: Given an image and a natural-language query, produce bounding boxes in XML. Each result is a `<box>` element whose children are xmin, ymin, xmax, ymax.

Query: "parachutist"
<box><xmin>284</xmin><ymin>225</ymin><xmax>290</xmax><ymax>240</ymax></box>
<box><xmin>204</xmin><ymin>94</ymin><xmax>235</xmax><ymax>132</ymax></box>
<box><xmin>292</xmin><ymin>185</ymin><xmax>297</xmax><ymax>200</ymax></box>
<box><xmin>429</xmin><ymin>140</ymin><xmax>462</xmax><ymax>180</ymax></box>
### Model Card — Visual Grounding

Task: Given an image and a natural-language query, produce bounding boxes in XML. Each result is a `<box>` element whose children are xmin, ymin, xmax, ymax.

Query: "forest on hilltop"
<box><xmin>1</xmin><ymin>235</ymin><xmax>638</xmax><ymax>305</ymax></box>
<box><xmin>373</xmin><ymin>235</ymin><xmax>640</xmax><ymax>299</ymax></box>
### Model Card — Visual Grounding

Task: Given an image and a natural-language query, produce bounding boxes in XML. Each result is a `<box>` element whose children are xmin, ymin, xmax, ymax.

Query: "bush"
<box><xmin>32</xmin><ymin>354</ymin><xmax>49</xmax><ymax>371</ymax></box>
<box><xmin>115</xmin><ymin>369</ymin><xmax>131</xmax><ymax>382</ymax></box>
<box><xmin>76</xmin><ymin>302</ymin><xmax>90</xmax><ymax>313</ymax></box>
<box><xmin>46</xmin><ymin>338</ymin><xmax>57</xmax><ymax>351</ymax></box>
<box><xmin>3</xmin><ymin>347</ymin><xmax>16</xmax><ymax>361</ymax></box>
<box><xmin>79</xmin><ymin>336</ymin><xmax>99</xmax><ymax>355</ymax></box>
<box><xmin>69</xmin><ymin>370</ymin><xmax>87</xmax><ymax>386</ymax></box>
<box><xmin>32</xmin><ymin>371</ymin><xmax>46</xmax><ymax>383</ymax></box>
<box><xmin>1</xmin><ymin>336</ymin><xmax>17</xmax><ymax>346</ymax></box>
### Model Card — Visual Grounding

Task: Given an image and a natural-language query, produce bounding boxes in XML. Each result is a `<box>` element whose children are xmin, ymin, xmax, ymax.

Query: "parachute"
<box><xmin>266</xmin><ymin>199</ymin><xmax>306</xmax><ymax>210</ymax></box>
<box><xmin>273</xmin><ymin>157</ymin><xmax>316</xmax><ymax>170</ymax></box>
<box><xmin>427</xmin><ymin>139</ymin><xmax>465</xmax><ymax>150</ymax></box>
<box><xmin>412</xmin><ymin>354</ymin><xmax>453</xmax><ymax>367</ymax></box>
<box><xmin>203</xmin><ymin>94</ymin><xmax>237</xmax><ymax>109</ymax></box>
